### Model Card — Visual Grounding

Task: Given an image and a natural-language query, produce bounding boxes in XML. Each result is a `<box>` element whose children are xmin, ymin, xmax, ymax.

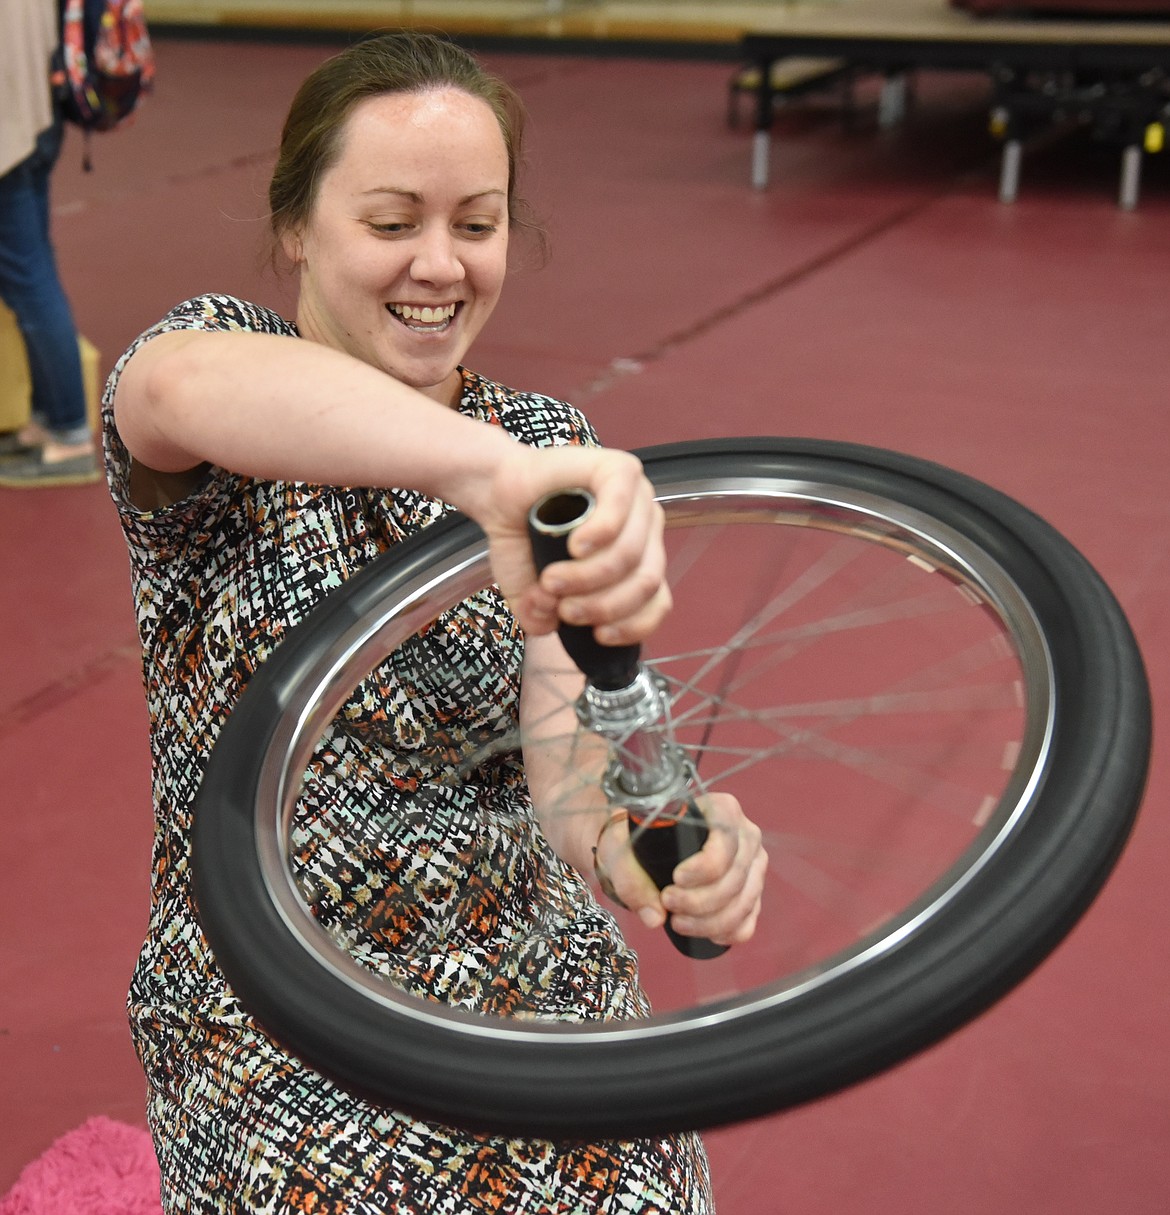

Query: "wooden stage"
<box><xmin>142</xmin><ymin>0</ymin><xmax>791</xmax><ymax>46</ymax></box>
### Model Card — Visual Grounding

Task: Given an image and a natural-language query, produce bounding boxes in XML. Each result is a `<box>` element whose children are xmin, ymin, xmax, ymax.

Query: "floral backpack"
<box><xmin>51</xmin><ymin>0</ymin><xmax>155</xmax><ymax>165</ymax></box>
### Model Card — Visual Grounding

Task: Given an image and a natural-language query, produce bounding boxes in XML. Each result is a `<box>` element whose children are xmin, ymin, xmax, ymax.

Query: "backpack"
<box><xmin>51</xmin><ymin>0</ymin><xmax>155</xmax><ymax>160</ymax></box>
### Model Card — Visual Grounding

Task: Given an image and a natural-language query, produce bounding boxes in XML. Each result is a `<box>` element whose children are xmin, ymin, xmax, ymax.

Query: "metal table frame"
<box><xmin>742</xmin><ymin>4</ymin><xmax>1170</xmax><ymax>206</ymax></box>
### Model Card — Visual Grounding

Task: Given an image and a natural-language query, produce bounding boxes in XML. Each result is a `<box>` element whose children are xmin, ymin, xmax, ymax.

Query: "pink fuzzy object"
<box><xmin>0</xmin><ymin>1117</ymin><xmax>162</xmax><ymax>1215</ymax></box>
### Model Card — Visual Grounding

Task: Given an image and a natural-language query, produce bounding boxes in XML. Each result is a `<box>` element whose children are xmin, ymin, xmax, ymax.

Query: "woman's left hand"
<box><xmin>594</xmin><ymin>792</ymin><xmax>767</xmax><ymax>946</ymax></box>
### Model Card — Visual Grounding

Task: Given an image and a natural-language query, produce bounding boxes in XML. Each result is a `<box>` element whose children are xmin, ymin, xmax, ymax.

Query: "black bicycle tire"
<box><xmin>192</xmin><ymin>437</ymin><xmax>1150</xmax><ymax>1138</ymax></box>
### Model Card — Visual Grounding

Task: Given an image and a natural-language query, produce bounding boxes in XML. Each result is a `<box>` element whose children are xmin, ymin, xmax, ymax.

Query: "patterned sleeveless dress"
<box><xmin>102</xmin><ymin>295</ymin><xmax>713</xmax><ymax>1215</ymax></box>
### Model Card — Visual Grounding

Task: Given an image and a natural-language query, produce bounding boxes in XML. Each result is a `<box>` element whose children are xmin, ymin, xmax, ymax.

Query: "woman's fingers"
<box><xmin>666</xmin><ymin>843</ymin><xmax>768</xmax><ymax>945</ymax></box>
<box><xmin>485</xmin><ymin>446</ymin><xmax>669</xmax><ymax>643</ymax></box>
<box><xmin>541</xmin><ymin>479</ymin><xmax>669</xmax><ymax>640</ymax></box>
<box><xmin>663</xmin><ymin>796</ymin><xmax>767</xmax><ymax>946</ymax></box>
<box><xmin>593</xmin><ymin>812</ymin><xmax>667</xmax><ymax>930</ymax></box>
<box><xmin>593</xmin><ymin>795</ymin><xmax>768</xmax><ymax>946</ymax></box>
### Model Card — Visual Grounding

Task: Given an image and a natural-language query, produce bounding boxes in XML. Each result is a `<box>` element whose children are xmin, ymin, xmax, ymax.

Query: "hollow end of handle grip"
<box><xmin>527</xmin><ymin>489</ymin><xmax>641</xmax><ymax>691</ymax></box>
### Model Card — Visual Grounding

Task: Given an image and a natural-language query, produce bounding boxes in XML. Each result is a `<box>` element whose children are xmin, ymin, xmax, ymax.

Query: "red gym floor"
<box><xmin>2</xmin><ymin>35</ymin><xmax>1168</xmax><ymax>1213</ymax></box>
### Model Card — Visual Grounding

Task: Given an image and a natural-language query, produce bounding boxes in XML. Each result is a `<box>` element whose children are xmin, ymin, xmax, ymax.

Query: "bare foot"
<box><xmin>16</xmin><ymin>421</ymin><xmax>51</xmax><ymax>447</ymax></box>
<box><xmin>41</xmin><ymin>439</ymin><xmax>96</xmax><ymax>464</ymax></box>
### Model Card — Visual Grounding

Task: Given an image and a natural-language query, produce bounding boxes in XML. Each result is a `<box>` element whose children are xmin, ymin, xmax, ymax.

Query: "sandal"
<box><xmin>0</xmin><ymin>432</ymin><xmax>38</xmax><ymax>459</ymax></box>
<box><xmin>0</xmin><ymin>447</ymin><xmax>101</xmax><ymax>488</ymax></box>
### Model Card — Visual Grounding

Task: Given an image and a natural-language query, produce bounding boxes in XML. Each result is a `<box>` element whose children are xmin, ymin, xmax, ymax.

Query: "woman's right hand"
<box><xmin>475</xmin><ymin>444</ymin><xmax>672</xmax><ymax>647</ymax></box>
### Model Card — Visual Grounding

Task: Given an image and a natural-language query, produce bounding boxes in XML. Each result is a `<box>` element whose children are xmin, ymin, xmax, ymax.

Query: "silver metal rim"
<box><xmin>254</xmin><ymin>474</ymin><xmax>1054</xmax><ymax>1045</ymax></box>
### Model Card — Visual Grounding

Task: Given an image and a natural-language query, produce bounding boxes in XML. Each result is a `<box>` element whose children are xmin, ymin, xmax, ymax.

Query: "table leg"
<box><xmin>998</xmin><ymin>139</ymin><xmax>1023</xmax><ymax>204</ymax></box>
<box><xmin>1119</xmin><ymin>145</ymin><xmax>1142</xmax><ymax>210</ymax></box>
<box><xmin>752</xmin><ymin>57</ymin><xmax>775</xmax><ymax>188</ymax></box>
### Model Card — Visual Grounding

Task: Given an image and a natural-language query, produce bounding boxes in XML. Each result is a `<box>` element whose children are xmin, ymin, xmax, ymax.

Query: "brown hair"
<box><xmin>268</xmin><ymin>31</ymin><xmax>538</xmax><ymax>255</ymax></box>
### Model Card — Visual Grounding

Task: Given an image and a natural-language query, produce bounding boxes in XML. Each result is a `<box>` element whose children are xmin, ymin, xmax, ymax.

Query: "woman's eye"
<box><xmin>462</xmin><ymin>222</ymin><xmax>499</xmax><ymax>237</ymax></box>
<box><xmin>369</xmin><ymin>221</ymin><xmax>411</xmax><ymax>234</ymax></box>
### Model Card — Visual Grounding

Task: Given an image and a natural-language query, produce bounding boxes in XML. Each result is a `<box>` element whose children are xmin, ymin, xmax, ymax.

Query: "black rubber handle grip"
<box><xmin>528</xmin><ymin>489</ymin><xmax>727</xmax><ymax>960</ymax></box>
<box><xmin>527</xmin><ymin>489</ymin><xmax>641</xmax><ymax>691</ymax></box>
<box><xmin>629</xmin><ymin>805</ymin><xmax>730</xmax><ymax>960</ymax></box>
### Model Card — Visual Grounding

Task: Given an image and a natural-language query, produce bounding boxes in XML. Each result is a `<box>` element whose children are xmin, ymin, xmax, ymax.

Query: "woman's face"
<box><xmin>290</xmin><ymin>88</ymin><xmax>510</xmax><ymax>405</ymax></box>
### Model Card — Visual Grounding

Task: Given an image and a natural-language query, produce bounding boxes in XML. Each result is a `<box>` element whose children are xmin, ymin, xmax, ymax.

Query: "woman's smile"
<box><xmin>387</xmin><ymin>301</ymin><xmax>461</xmax><ymax>332</ymax></box>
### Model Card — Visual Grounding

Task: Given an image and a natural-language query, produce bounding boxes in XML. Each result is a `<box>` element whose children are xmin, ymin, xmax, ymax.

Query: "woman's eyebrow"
<box><xmin>362</xmin><ymin>186</ymin><xmax>420</xmax><ymax>200</ymax></box>
<box><xmin>361</xmin><ymin>187</ymin><xmax>507</xmax><ymax>205</ymax></box>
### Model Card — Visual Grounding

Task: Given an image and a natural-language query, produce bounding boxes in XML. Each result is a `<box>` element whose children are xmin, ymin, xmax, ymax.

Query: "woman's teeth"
<box><xmin>389</xmin><ymin>303</ymin><xmax>457</xmax><ymax>327</ymax></box>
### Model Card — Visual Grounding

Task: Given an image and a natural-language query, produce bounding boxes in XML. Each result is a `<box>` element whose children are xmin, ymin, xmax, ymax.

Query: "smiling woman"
<box><xmin>101</xmin><ymin>28</ymin><xmax>764</xmax><ymax>1215</ymax></box>
<box><xmin>286</xmin><ymin>87</ymin><xmax>511</xmax><ymax>400</ymax></box>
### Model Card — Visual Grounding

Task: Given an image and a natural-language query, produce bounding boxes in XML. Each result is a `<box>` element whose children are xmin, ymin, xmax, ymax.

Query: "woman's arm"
<box><xmin>116</xmin><ymin>329</ymin><xmax>517</xmax><ymax>494</ymax></box>
<box><xmin>114</xmin><ymin>328</ymin><xmax>668</xmax><ymax>643</ymax></box>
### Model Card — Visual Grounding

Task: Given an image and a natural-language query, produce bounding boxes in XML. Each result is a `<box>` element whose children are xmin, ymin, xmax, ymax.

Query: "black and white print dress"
<box><xmin>102</xmin><ymin>295</ymin><xmax>713</xmax><ymax>1215</ymax></box>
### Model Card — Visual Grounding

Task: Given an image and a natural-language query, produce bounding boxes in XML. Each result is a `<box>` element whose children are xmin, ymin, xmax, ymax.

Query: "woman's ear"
<box><xmin>281</xmin><ymin>229</ymin><xmax>304</xmax><ymax>267</ymax></box>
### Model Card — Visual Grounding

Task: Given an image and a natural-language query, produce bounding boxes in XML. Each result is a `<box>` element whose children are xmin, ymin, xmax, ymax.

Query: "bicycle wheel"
<box><xmin>192</xmin><ymin>437</ymin><xmax>1149</xmax><ymax>1139</ymax></box>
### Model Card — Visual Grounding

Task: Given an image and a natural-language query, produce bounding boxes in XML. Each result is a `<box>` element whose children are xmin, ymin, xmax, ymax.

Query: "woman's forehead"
<box><xmin>339</xmin><ymin>89</ymin><xmax>505</xmax><ymax>160</ymax></box>
<box><xmin>312</xmin><ymin>89</ymin><xmax>508</xmax><ymax>203</ymax></box>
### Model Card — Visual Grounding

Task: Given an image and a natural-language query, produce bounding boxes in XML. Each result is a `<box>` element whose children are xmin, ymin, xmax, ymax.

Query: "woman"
<box><xmin>107</xmin><ymin>31</ymin><xmax>766</xmax><ymax>1213</ymax></box>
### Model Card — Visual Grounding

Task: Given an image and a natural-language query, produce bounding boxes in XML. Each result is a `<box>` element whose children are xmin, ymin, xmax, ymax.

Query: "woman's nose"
<box><xmin>410</xmin><ymin>227</ymin><xmax>465</xmax><ymax>285</ymax></box>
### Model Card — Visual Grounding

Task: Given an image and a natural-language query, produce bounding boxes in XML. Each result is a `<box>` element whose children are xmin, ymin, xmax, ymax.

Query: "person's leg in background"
<box><xmin>0</xmin><ymin>121</ymin><xmax>98</xmax><ymax>487</ymax></box>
